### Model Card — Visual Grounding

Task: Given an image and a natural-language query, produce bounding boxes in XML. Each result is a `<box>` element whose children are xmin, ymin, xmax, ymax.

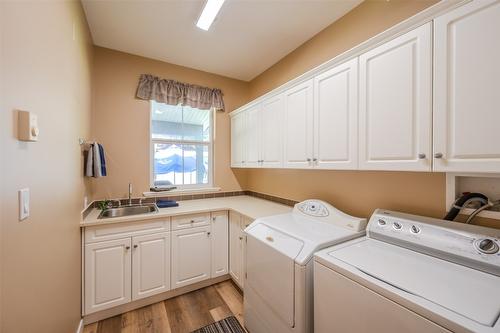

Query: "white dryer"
<box><xmin>244</xmin><ymin>199</ymin><xmax>366</xmax><ymax>333</ymax></box>
<box><xmin>314</xmin><ymin>209</ymin><xmax>500</xmax><ymax>333</ymax></box>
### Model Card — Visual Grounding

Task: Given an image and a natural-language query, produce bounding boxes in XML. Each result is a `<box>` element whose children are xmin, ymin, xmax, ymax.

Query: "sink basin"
<box><xmin>98</xmin><ymin>204</ymin><xmax>158</xmax><ymax>219</ymax></box>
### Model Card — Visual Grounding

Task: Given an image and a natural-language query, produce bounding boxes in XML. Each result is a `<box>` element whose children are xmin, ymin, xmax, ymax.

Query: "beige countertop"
<box><xmin>81</xmin><ymin>195</ymin><xmax>293</xmax><ymax>227</ymax></box>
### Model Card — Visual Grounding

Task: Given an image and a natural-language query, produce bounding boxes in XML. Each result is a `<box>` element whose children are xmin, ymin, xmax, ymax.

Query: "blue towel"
<box><xmin>85</xmin><ymin>143</ymin><xmax>107</xmax><ymax>178</ymax></box>
<box><xmin>157</xmin><ymin>200</ymin><xmax>179</xmax><ymax>208</ymax></box>
<box><xmin>98</xmin><ymin>144</ymin><xmax>107</xmax><ymax>176</ymax></box>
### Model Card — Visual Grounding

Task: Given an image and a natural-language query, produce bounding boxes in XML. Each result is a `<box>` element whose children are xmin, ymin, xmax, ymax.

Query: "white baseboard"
<box><xmin>76</xmin><ymin>319</ymin><xmax>84</xmax><ymax>333</ymax></box>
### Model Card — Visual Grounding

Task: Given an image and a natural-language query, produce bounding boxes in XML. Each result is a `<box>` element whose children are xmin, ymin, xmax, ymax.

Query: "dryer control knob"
<box><xmin>475</xmin><ymin>238</ymin><xmax>499</xmax><ymax>254</ymax></box>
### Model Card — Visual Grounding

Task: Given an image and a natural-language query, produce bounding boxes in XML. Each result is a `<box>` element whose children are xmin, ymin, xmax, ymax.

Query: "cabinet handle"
<box><xmin>312</xmin><ymin>158</ymin><xmax>317</xmax><ymax>162</ymax></box>
<box><xmin>207</xmin><ymin>232</ymin><xmax>211</xmax><ymax>237</ymax></box>
<box><xmin>418</xmin><ymin>153</ymin><xmax>426</xmax><ymax>159</ymax></box>
<box><xmin>239</xmin><ymin>236</ymin><xmax>243</xmax><ymax>240</ymax></box>
<box><xmin>125</xmin><ymin>246</ymin><xmax>130</xmax><ymax>250</ymax></box>
<box><xmin>133</xmin><ymin>245</ymin><xmax>138</xmax><ymax>249</ymax></box>
<box><xmin>434</xmin><ymin>152</ymin><xmax>443</xmax><ymax>159</ymax></box>
<box><xmin>306</xmin><ymin>158</ymin><xmax>311</xmax><ymax>162</ymax></box>
<box><xmin>190</xmin><ymin>220</ymin><xmax>194</xmax><ymax>223</ymax></box>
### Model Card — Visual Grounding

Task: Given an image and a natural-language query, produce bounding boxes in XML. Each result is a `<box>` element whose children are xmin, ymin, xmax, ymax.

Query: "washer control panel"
<box><xmin>292</xmin><ymin>200</ymin><xmax>367</xmax><ymax>232</ymax></box>
<box><xmin>368</xmin><ymin>209</ymin><xmax>500</xmax><ymax>276</ymax></box>
<box><xmin>296</xmin><ymin>200</ymin><xmax>329</xmax><ymax>217</ymax></box>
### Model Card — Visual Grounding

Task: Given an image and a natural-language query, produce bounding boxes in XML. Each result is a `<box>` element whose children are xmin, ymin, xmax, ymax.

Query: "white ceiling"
<box><xmin>82</xmin><ymin>0</ymin><xmax>362</xmax><ymax>81</ymax></box>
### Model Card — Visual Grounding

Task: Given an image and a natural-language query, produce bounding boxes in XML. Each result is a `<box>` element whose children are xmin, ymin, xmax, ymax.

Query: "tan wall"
<box><xmin>91</xmin><ymin>47</ymin><xmax>250</xmax><ymax>200</ymax></box>
<box><xmin>244</xmin><ymin>0</ymin><xmax>447</xmax><ymax>219</ymax></box>
<box><xmin>249</xmin><ymin>0</ymin><xmax>439</xmax><ymax>98</ymax></box>
<box><xmin>0</xmin><ymin>1</ymin><xmax>93</xmax><ymax>332</ymax></box>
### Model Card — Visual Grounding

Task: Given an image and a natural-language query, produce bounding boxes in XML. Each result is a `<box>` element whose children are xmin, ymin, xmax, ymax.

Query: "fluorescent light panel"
<box><xmin>196</xmin><ymin>0</ymin><xmax>226</xmax><ymax>31</ymax></box>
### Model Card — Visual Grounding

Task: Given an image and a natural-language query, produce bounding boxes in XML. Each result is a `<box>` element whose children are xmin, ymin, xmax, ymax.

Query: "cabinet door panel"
<box><xmin>171</xmin><ymin>226</ymin><xmax>211</xmax><ymax>288</ymax></box>
<box><xmin>211</xmin><ymin>211</ymin><xmax>229</xmax><ymax>278</ymax></box>
<box><xmin>261</xmin><ymin>95</ymin><xmax>284</xmax><ymax>167</ymax></box>
<box><xmin>433</xmin><ymin>0</ymin><xmax>500</xmax><ymax>172</ymax></box>
<box><xmin>229</xmin><ymin>211</ymin><xmax>243</xmax><ymax>288</ymax></box>
<box><xmin>314</xmin><ymin>58</ymin><xmax>358</xmax><ymax>169</ymax></box>
<box><xmin>245</xmin><ymin>105</ymin><xmax>262</xmax><ymax>167</ymax></box>
<box><xmin>284</xmin><ymin>80</ymin><xmax>314</xmax><ymax>168</ymax></box>
<box><xmin>84</xmin><ymin>238</ymin><xmax>131</xmax><ymax>314</ymax></box>
<box><xmin>231</xmin><ymin>113</ymin><xmax>245</xmax><ymax>167</ymax></box>
<box><xmin>132</xmin><ymin>232</ymin><xmax>170</xmax><ymax>300</ymax></box>
<box><xmin>359</xmin><ymin>23</ymin><xmax>432</xmax><ymax>171</ymax></box>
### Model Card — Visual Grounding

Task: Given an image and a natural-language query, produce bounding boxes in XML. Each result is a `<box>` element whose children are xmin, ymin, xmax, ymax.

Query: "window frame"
<box><xmin>149</xmin><ymin>102</ymin><xmax>214</xmax><ymax>190</ymax></box>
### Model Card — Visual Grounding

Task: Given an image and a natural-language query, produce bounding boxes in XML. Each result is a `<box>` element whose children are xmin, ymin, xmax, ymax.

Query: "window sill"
<box><xmin>143</xmin><ymin>187</ymin><xmax>221</xmax><ymax>197</ymax></box>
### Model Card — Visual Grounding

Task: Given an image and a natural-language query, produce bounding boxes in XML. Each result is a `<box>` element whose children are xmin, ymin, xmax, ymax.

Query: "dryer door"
<box><xmin>246</xmin><ymin>224</ymin><xmax>304</xmax><ymax>327</ymax></box>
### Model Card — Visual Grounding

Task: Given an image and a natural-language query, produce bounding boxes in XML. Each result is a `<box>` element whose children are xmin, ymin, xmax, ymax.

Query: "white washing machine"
<box><xmin>244</xmin><ymin>199</ymin><xmax>367</xmax><ymax>333</ymax></box>
<box><xmin>314</xmin><ymin>209</ymin><xmax>500</xmax><ymax>333</ymax></box>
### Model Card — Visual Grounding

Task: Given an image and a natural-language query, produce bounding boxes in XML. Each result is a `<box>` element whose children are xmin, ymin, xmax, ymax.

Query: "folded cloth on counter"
<box><xmin>85</xmin><ymin>143</ymin><xmax>107</xmax><ymax>178</ymax></box>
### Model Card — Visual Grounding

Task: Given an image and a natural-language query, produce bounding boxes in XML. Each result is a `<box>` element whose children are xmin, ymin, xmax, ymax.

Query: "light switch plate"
<box><xmin>19</xmin><ymin>188</ymin><xmax>30</xmax><ymax>221</ymax></box>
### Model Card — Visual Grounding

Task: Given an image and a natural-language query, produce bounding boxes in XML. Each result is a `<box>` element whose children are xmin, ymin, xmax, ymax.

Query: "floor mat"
<box><xmin>191</xmin><ymin>316</ymin><xmax>245</xmax><ymax>333</ymax></box>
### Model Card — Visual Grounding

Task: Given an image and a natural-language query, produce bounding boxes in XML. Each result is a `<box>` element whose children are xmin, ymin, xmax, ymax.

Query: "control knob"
<box><xmin>475</xmin><ymin>238</ymin><xmax>499</xmax><ymax>254</ymax></box>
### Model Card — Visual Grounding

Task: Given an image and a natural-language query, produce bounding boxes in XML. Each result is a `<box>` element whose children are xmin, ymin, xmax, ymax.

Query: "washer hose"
<box><xmin>443</xmin><ymin>192</ymin><xmax>489</xmax><ymax>221</ymax></box>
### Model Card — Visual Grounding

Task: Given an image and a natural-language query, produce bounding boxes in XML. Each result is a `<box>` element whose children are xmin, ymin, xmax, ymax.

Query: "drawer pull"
<box><xmin>125</xmin><ymin>246</ymin><xmax>130</xmax><ymax>250</ymax></box>
<box><xmin>133</xmin><ymin>245</ymin><xmax>138</xmax><ymax>249</ymax></box>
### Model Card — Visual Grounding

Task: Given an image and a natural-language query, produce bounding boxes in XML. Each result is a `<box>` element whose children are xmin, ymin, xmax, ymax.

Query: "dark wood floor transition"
<box><xmin>83</xmin><ymin>280</ymin><xmax>244</xmax><ymax>333</ymax></box>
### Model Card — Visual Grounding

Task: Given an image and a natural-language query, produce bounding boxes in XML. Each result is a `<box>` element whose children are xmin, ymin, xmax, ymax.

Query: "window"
<box><xmin>150</xmin><ymin>101</ymin><xmax>213</xmax><ymax>188</ymax></box>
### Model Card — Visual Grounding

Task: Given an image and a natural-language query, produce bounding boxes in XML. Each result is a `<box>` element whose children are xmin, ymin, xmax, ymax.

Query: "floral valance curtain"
<box><xmin>136</xmin><ymin>74</ymin><xmax>225</xmax><ymax>111</ymax></box>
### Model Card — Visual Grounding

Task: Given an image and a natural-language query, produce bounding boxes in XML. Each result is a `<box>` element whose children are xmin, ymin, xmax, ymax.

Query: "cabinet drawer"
<box><xmin>85</xmin><ymin>218</ymin><xmax>170</xmax><ymax>244</ymax></box>
<box><xmin>172</xmin><ymin>213</ymin><xmax>210</xmax><ymax>230</ymax></box>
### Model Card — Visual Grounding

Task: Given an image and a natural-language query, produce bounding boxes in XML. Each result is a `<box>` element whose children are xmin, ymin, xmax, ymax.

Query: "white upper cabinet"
<box><xmin>261</xmin><ymin>94</ymin><xmax>284</xmax><ymax>167</ymax></box>
<box><xmin>433</xmin><ymin>0</ymin><xmax>500</xmax><ymax>172</ymax></box>
<box><xmin>359</xmin><ymin>23</ymin><xmax>432</xmax><ymax>171</ymax></box>
<box><xmin>231</xmin><ymin>112</ymin><xmax>246</xmax><ymax>167</ymax></box>
<box><xmin>211</xmin><ymin>211</ymin><xmax>229</xmax><ymax>278</ymax></box>
<box><xmin>283</xmin><ymin>79</ymin><xmax>314</xmax><ymax>168</ymax></box>
<box><xmin>131</xmin><ymin>232</ymin><xmax>171</xmax><ymax>301</ymax></box>
<box><xmin>245</xmin><ymin>104</ymin><xmax>262</xmax><ymax>167</ymax></box>
<box><xmin>314</xmin><ymin>58</ymin><xmax>359</xmax><ymax>169</ymax></box>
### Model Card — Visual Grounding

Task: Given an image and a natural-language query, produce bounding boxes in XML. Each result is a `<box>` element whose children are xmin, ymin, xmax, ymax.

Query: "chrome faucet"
<box><xmin>128</xmin><ymin>182</ymin><xmax>133</xmax><ymax>206</ymax></box>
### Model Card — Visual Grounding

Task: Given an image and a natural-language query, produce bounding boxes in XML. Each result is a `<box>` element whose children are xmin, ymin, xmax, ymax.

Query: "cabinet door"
<box><xmin>359</xmin><ymin>23</ymin><xmax>432</xmax><ymax>171</ymax></box>
<box><xmin>171</xmin><ymin>226</ymin><xmax>211</xmax><ymax>288</ymax></box>
<box><xmin>84</xmin><ymin>238</ymin><xmax>131</xmax><ymax>314</ymax></box>
<box><xmin>245</xmin><ymin>104</ymin><xmax>262</xmax><ymax>167</ymax></box>
<box><xmin>261</xmin><ymin>94</ymin><xmax>284</xmax><ymax>168</ymax></box>
<box><xmin>283</xmin><ymin>79</ymin><xmax>314</xmax><ymax>168</ymax></box>
<box><xmin>211</xmin><ymin>211</ymin><xmax>229</xmax><ymax>278</ymax></box>
<box><xmin>314</xmin><ymin>58</ymin><xmax>358</xmax><ymax>170</ymax></box>
<box><xmin>229</xmin><ymin>211</ymin><xmax>243</xmax><ymax>288</ymax></box>
<box><xmin>240</xmin><ymin>216</ymin><xmax>253</xmax><ymax>290</ymax></box>
<box><xmin>231</xmin><ymin>112</ymin><xmax>245</xmax><ymax>167</ymax></box>
<box><xmin>433</xmin><ymin>0</ymin><xmax>500</xmax><ymax>172</ymax></box>
<box><xmin>132</xmin><ymin>232</ymin><xmax>170</xmax><ymax>301</ymax></box>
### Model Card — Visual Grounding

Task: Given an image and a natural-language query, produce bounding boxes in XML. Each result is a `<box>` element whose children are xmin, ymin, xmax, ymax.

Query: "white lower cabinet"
<box><xmin>229</xmin><ymin>211</ymin><xmax>252</xmax><ymax>289</ymax></box>
<box><xmin>211</xmin><ymin>211</ymin><xmax>229</xmax><ymax>278</ymax></box>
<box><xmin>84</xmin><ymin>211</ymin><xmax>231</xmax><ymax>315</ymax></box>
<box><xmin>132</xmin><ymin>232</ymin><xmax>171</xmax><ymax>301</ymax></box>
<box><xmin>171</xmin><ymin>225</ymin><xmax>212</xmax><ymax>289</ymax></box>
<box><xmin>84</xmin><ymin>238</ymin><xmax>132</xmax><ymax>314</ymax></box>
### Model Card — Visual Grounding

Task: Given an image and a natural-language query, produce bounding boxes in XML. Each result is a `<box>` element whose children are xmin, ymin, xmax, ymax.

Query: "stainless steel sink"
<box><xmin>98</xmin><ymin>204</ymin><xmax>159</xmax><ymax>219</ymax></box>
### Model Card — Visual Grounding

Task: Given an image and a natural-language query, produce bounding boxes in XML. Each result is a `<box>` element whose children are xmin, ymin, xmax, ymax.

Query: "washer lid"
<box><xmin>326</xmin><ymin>239</ymin><xmax>500</xmax><ymax>326</ymax></box>
<box><xmin>247</xmin><ymin>212</ymin><xmax>365</xmax><ymax>265</ymax></box>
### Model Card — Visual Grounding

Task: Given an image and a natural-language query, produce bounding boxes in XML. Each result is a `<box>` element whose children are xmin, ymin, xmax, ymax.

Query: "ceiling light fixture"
<box><xmin>196</xmin><ymin>0</ymin><xmax>226</xmax><ymax>31</ymax></box>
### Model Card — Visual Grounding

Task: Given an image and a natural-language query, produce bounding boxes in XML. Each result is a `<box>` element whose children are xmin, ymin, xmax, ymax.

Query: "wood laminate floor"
<box><xmin>83</xmin><ymin>280</ymin><xmax>244</xmax><ymax>333</ymax></box>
